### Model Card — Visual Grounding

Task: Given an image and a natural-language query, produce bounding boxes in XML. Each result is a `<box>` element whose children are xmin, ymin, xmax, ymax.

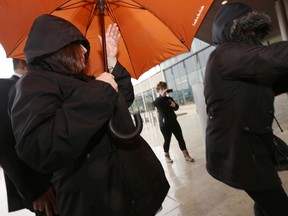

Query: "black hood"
<box><xmin>212</xmin><ymin>2</ymin><xmax>271</xmax><ymax>45</ymax></box>
<box><xmin>24</xmin><ymin>14</ymin><xmax>90</xmax><ymax>65</ymax></box>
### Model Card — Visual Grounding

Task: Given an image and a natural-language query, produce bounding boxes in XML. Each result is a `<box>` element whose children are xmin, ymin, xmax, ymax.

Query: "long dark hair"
<box><xmin>47</xmin><ymin>42</ymin><xmax>89</xmax><ymax>74</ymax></box>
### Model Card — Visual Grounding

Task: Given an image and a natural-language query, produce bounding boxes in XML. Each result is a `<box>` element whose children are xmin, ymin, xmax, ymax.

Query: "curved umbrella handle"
<box><xmin>108</xmin><ymin>113</ymin><xmax>143</xmax><ymax>141</ymax></box>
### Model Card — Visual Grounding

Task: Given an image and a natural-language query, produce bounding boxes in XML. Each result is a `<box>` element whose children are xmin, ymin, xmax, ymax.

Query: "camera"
<box><xmin>166</xmin><ymin>89</ymin><xmax>173</xmax><ymax>93</ymax></box>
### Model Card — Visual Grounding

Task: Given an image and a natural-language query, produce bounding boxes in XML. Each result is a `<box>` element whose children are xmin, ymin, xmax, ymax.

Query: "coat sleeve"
<box><xmin>112</xmin><ymin>61</ymin><xmax>134</xmax><ymax>107</ymax></box>
<box><xmin>216</xmin><ymin>41</ymin><xmax>288</xmax><ymax>88</ymax></box>
<box><xmin>152</xmin><ymin>97</ymin><xmax>162</xmax><ymax>107</ymax></box>
<box><xmin>9</xmin><ymin>73</ymin><xmax>118</xmax><ymax>173</ymax></box>
<box><xmin>0</xmin><ymin>79</ymin><xmax>50</xmax><ymax>203</ymax></box>
<box><xmin>168</xmin><ymin>97</ymin><xmax>179</xmax><ymax>111</ymax></box>
<box><xmin>153</xmin><ymin>97</ymin><xmax>176</xmax><ymax>110</ymax></box>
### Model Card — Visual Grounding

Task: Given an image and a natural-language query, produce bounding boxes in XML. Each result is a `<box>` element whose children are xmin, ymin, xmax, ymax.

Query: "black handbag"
<box><xmin>272</xmin><ymin>116</ymin><xmax>288</xmax><ymax>171</ymax></box>
<box><xmin>272</xmin><ymin>135</ymin><xmax>288</xmax><ymax>171</ymax></box>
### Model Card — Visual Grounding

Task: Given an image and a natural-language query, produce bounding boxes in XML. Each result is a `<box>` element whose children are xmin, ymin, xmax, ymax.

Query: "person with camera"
<box><xmin>153</xmin><ymin>81</ymin><xmax>194</xmax><ymax>163</ymax></box>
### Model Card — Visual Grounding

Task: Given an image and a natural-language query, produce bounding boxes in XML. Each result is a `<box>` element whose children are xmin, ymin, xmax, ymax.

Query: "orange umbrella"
<box><xmin>0</xmin><ymin>0</ymin><xmax>213</xmax><ymax>79</ymax></box>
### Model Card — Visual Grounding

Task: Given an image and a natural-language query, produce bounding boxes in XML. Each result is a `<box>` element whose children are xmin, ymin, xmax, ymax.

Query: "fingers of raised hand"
<box><xmin>106</xmin><ymin>23</ymin><xmax>120</xmax><ymax>41</ymax></box>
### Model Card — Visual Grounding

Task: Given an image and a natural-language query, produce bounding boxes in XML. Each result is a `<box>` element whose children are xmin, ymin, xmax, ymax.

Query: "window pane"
<box><xmin>165</xmin><ymin>68</ymin><xmax>174</xmax><ymax>81</ymax></box>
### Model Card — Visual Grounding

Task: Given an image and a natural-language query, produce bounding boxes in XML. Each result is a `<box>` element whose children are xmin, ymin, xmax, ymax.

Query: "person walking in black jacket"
<box><xmin>153</xmin><ymin>81</ymin><xmax>194</xmax><ymax>163</ymax></box>
<box><xmin>204</xmin><ymin>2</ymin><xmax>288</xmax><ymax>216</ymax></box>
<box><xmin>0</xmin><ymin>59</ymin><xmax>58</xmax><ymax>216</ymax></box>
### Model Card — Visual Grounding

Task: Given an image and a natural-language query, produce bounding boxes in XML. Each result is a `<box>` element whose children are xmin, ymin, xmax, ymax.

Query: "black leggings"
<box><xmin>245</xmin><ymin>186</ymin><xmax>288</xmax><ymax>216</ymax></box>
<box><xmin>160</xmin><ymin>122</ymin><xmax>187</xmax><ymax>152</ymax></box>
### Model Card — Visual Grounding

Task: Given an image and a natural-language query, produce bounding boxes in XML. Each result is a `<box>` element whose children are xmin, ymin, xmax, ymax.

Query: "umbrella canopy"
<box><xmin>0</xmin><ymin>0</ymin><xmax>213</xmax><ymax>79</ymax></box>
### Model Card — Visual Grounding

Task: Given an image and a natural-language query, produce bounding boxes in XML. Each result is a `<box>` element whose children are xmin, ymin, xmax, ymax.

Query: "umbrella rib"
<box><xmin>106</xmin><ymin>0</ymin><xmax>189</xmax><ymax>77</ymax></box>
<box><xmin>105</xmin><ymin>2</ymin><xmax>117</xmax><ymax>23</ymax></box>
<box><xmin>82</xmin><ymin>2</ymin><xmax>112</xmax><ymax>37</ymax></box>
<box><xmin>109</xmin><ymin>1</ymin><xmax>190</xmax><ymax>50</ymax></box>
<box><xmin>55</xmin><ymin>1</ymin><xmax>143</xmax><ymax>36</ymax></box>
<box><xmin>104</xmin><ymin>2</ymin><xmax>137</xmax><ymax>78</ymax></box>
<box><xmin>84</xmin><ymin>2</ymin><xmax>98</xmax><ymax>35</ymax></box>
<box><xmin>58</xmin><ymin>1</ymin><xmax>143</xmax><ymax>10</ymax></box>
<box><xmin>109</xmin><ymin>0</ymin><xmax>144</xmax><ymax>9</ymax></box>
<box><xmin>57</xmin><ymin>1</ymin><xmax>92</xmax><ymax>10</ymax></box>
<box><xmin>6</xmin><ymin>0</ymin><xmax>78</xmax><ymax>57</ymax></box>
<box><xmin>130</xmin><ymin>0</ymin><xmax>190</xmax><ymax>50</ymax></box>
<box><xmin>54</xmin><ymin>1</ymin><xmax>96</xmax><ymax>36</ymax></box>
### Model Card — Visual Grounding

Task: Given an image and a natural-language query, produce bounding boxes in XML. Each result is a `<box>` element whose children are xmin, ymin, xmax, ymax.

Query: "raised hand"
<box><xmin>98</xmin><ymin>23</ymin><xmax>120</xmax><ymax>69</ymax></box>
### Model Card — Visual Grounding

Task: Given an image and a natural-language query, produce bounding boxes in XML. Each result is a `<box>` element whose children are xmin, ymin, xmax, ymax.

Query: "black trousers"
<box><xmin>245</xmin><ymin>186</ymin><xmax>288</xmax><ymax>216</ymax></box>
<box><xmin>160</xmin><ymin>121</ymin><xmax>187</xmax><ymax>152</ymax></box>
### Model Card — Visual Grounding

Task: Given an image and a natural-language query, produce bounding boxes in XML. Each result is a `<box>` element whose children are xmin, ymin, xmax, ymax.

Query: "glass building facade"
<box><xmin>163</xmin><ymin>45</ymin><xmax>215</xmax><ymax>105</ymax></box>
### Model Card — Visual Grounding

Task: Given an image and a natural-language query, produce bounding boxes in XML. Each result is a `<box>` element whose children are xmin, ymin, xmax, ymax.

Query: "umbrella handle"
<box><xmin>108</xmin><ymin>113</ymin><xmax>143</xmax><ymax>141</ymax></box>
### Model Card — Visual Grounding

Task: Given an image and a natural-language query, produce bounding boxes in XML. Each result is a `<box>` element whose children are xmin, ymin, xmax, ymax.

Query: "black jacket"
<box><xmin>9</xmin><ymin>14</ymin><xmax>169</xmax><ymax>216</ymax></box>
<box><xmin>0</xmin><ymin>75</ymin><xmax>50</xmax><ymax>212</ymax></box>
<box><xmin>204</xmin><ymin>3</ymin><xmax>288</xmax><ymax>191</ymax></box>
<box><xmin>153</xmin><ymin>95</ymin><xmax>179</xmax><ymax>126</ymax></box>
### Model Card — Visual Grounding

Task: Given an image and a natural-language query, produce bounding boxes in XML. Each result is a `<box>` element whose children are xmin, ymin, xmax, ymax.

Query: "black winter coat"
<box><xmin>0</xmin><ymin>75</ymin><xmax>50</xmax><ymax>212</ymax></box>
<box><xmin>204</xmin><ymin>3</ymin><xmax>288</xmax><ymax>191</ymax></box>
<box><xmin>9</xmin><ymin>14</ymin><xmax>169</xmax><ymax>216</ymax></box>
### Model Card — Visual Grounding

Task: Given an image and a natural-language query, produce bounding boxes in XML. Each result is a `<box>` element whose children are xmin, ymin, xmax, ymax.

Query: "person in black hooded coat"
<box><xmin>204</xmin><ymin>2</ymin><xmax>288</xmax><ymax>216</ymax></box>
<box><xmin>8</xmin><ymin>14</ymin><xmax>169</xmax><ymax>216</ymax></box>
<box><xmin>0</xmin><ymin>59</ymin><xmax>58</xmax><ymax>216</ymax></box>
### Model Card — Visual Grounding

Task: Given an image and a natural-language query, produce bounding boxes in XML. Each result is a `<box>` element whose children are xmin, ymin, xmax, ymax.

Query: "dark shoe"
<box><xmin>184</xmin><ymin>155</ymin><xmax>195</xmax><ymax>162</ymax></box>
<box><xmin>165</xmin><ymin>153</ymin><xmax>173</xmax><ymax>163</ymax></box>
